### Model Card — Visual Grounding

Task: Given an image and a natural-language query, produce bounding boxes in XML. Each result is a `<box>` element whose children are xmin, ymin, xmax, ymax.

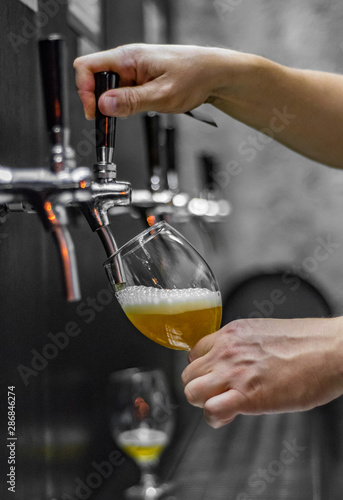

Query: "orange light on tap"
<box><xmin>80</xmin><ymin>180</ymin><xmax>87</xmax><ymax>189</ymax></box>
<box><xmin>44</xmin><ymin>201</ymin><xmax>56</xmax><ymax>222</ymax></box>
<box><xmin>134</xmin><ymin>397</ymin><xmax>150</xmax><ymax>420</ymax></box>
<box><xmin>54</xmin><ymin>100</ymin><xmax>61</xmax><ymax>119</ymax></box>
<box><xmin>60</xmin><ymin>238</ymin><xmax>70</xmax><ymax>261</ymax></box>
<box><xmin>93</xmin><ymin>208</ymin><xmax>102</xmax><ymax>225</ymax></box>
<box><xmin>147</xmin><ymin>215</ymin><xmax>156</xmax><ymax>227</ymax></box>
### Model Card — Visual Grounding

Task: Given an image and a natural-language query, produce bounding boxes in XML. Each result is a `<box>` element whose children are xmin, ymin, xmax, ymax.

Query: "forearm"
<box><xmin>74</xmin><ymin>44</ymin><xmax>343</xmax><ymax>168</ymax></box>
<box><xmin>208</xmin><ymin>50</ymin><xmax>343</xmax><ymax>168</ymax></box>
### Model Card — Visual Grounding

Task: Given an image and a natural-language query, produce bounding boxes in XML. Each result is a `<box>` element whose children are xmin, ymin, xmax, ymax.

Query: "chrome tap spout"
<box><xmin>81</xmin><ymin>180</ymin><xmax>131</xmax><ymax>232</ymax></box>
<box><xmin>0</xmin><ymin>164</ymin><xmax>92</xmax><ymax>302</ymax></box>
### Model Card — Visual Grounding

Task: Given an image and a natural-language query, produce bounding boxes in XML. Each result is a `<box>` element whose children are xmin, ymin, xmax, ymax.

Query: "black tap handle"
<box><xmin>39</xmin><ymin>34</ymin><xmax>68</xmax><ymax>131</ymax></box>
<box><xmin>144</xmin><ymin>112</ymin><xmax>166</xmax><ymax>191</ymax></box>
<box><xmin>144</xmin><ymin>112</ymin><xmax>160</xmax><ymax>171</ymax></box>
<box><xmin>94</xmin><ymin>71</ymin><xmax>119</xmax><ymax>162</ymax></box>
<box><xmin>165</xmin><ymin>120</ymin><xmax>179</xmax><ymax>192</ymax></box>
<box><xmin>166</xmin><ymin>124</ymin><xmax>176</xmax><ymax>174</ymax></box>
<box><xmin>200</xmin><ymin>153</ymin><xmax>218</xmax><ymax>193</ymax></box>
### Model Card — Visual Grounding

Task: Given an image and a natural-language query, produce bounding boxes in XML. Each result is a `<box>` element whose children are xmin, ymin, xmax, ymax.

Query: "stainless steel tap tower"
<box><xmin>0</xmin><ymin>35</ymin><xmax>92</xmax><ymax>302</ymax></box>
<box><xmin>79</xmin><ymin>71</ymin><xmax>131</xmax><ymax>257</ymax></box>
<box><xmin>0</xmin><ymin>35</ymin><xmax>131</xmax><ymax>301</ymax></box>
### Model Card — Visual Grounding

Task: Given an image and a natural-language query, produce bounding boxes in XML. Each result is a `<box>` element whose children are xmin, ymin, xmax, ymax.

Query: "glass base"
<box><xmin>124</xmin><ymin>473</ymin><xmax>175</xmax><ymax>500</ymax></box>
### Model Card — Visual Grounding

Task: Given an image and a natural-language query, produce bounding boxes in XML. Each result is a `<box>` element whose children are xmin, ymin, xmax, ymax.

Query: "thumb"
<box><xmin>99</xmin><ymin>81</ymin><xmax>166</xmax><ymax>117</ymax></box>
<box><xmin>204</xmin><ymin>389</ymin><xmax>246</xmax><ymax>428</ymax></box>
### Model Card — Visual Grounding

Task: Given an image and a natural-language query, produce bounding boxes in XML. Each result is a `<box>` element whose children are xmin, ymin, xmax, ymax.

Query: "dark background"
<box><xmin>0</xmin><ymin>1</ymin><xmax>191</xmax><ymax>498</ymax></box>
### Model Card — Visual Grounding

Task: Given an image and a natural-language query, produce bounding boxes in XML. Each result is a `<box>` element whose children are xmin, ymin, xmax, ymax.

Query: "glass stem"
<box><xmin>140</xmin><ymin>463</ymin><xmax>158</xmax><ymax>486</ymax></box>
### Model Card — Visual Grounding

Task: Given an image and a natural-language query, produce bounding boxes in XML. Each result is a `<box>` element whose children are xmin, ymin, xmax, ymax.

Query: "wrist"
<box><xmin>204</xmin><ymin>48</ymin><xmax>290</xmax><ymax>129</ymax></box>
<box><xmin>333</xmin><ymin>316</ymin><xmax>343</xmax><ymax>388</ymax></box>
<box><xmin>204</xmin><ymin>48</ymin><xmax>267</xmax><ymax>106</ymax></box>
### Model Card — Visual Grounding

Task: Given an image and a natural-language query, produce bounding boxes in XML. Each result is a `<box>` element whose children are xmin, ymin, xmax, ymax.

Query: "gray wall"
<box><xmin>175</xmin><ymin>0</ymin><xmax>343</xmax><ymax>312</ymax></box>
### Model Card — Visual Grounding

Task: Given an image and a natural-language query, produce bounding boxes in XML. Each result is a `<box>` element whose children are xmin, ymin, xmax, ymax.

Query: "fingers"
<box><xmin>74</xmin><ymin>48</ymin><xmax>125</xmax><ymax>76</ymax></box>
<box><xmin>181</xmin><ymin>332</ymin><xmax>218</xmax><ymax>406</ymax></box>
<box><xmin>204</xmin><ymin>389</ymin><xmax>247</xmax><ymax>428</ymax></box>
<box><xmin>188</xmin><ymin>331</ymin><xmax>216</xmax><ymax>364</ymax></box>
<box><xmin>73</xmin><ymin>47</ymin><xmax>134</xmax><ymax>119</ymax></box>
<box><xmin>98</xmin><ymin>79</ymin><xmax>169</xmax><ymax>118</ymax></box>
<box><xmin>183</xmin><ymin>372</ymin><xmax>230</xmax><ymax>408</ymax></box>
<box><xmin>73</xmin><ymin>44</ymin><xmax>213</xmax><ymax>119</ymax></box>
<box><xmin>77</xmin><ymin>89</ymin><xmax>96</xmax><ymax>120</ymax></box>
<box><xmin>74</xmin><ymin>52</ymin><xmax>114</xmax><ymax>120</ymax></box>
<box><xmin>181</xmin><ymin>327</ymin><xmax>247</xmax><ymax>427</ymax></box>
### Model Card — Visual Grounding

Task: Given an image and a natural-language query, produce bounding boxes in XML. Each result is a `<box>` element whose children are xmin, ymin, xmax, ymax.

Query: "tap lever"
<box><xmin>39</xmin><ymin>34</ymin><xmax>75</xmax><ymax>172</ymax></box>
<box><xmin>165</xmin><ymin>118</ymin><xmax>179</xmax><ymax>193</ymax></box>
<box><xmin>80</xmin><ymin>71</ymin><xmax>131</xmax><ymax>234</ymax></box>
<box><xmin>184</xmin><ymin>110</ymin><xmax>218</xmax><ymax>128</ymax></box>
<box><xmin>200</xmin><ymin>153</ymin><xmax>219</xmax><ymax>196</ymax></box>
<box><xmin>94</xmin><ymin>71</ymin><xmax>119</xmax><ymax>166</ymax></box>
<box><xmin>144</xmin><ymin>112</ymin><xmax>166</xmax><ymax>192</ymax></box>
<box><xmin>39</xmin><ymin>34</ymin><xmax>68</xmax><ymax>132</ymax></box>
<box><xmin>39</xmin><ymin>34</ymin><xmax>67</xmax><ymax>131</ymax></box>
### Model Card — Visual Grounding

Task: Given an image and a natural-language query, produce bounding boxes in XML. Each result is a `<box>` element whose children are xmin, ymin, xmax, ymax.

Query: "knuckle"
<box><xmin>184</xmin><ymin>384</ymin><xmax>197</xmax><ymax>405</ymax></box>
<box><xmin>204</xmin><ymin>398</ymin><xmax>237</xmax><ymax>428</ymax></box>
<box><xmin>244</xmin><ymin>372</ymin><xmax>263</xmax><ymax>398</ymax></box>
<box><xmin>158</xmin><ymin>82</ymin><xmax>181</xmax><ymax>112</ymax></box>
<box><xmin>203</xmin><ymin>401</ymin><xmax>221</xmax><ymax>428</ymax></box>
<box><xmin>215</xmin><ymin>319</ymin><xmax>255</xmax><ymax>359</ymax></box>
<box><xmin>181</xmin><ymin>371</ymin><xmax>188</xmax><ymax>387</ymax></box>
<box><xmin>73</xmin><ymin>55</ymin><xmax>90</xmax><ymax>72</ymax></box>
<box><xmin>124</xmin><ymin>87</ymin><xmax>140</xmax><ymax>114</ymax></box>
<box><xmin>214</xmin><ymin>334</ymin><xmax>237</xmax><ymax>361</ymax></box>
<box><xmin>187</xmin><ymin>350</ymin><xmax>198</xmax><ymax>364</ymax></box>
<box><xmin>204</xmin><ymin>398</ymin><xmax>216</xmax><ymax>417</ymax></box>
<box><xmin>184</xmin><ymin>383</ymin><xmax>203</xmax><ymax>407</ymax></box>
<box><xmin>77</xmin><ymin>89</ymin><xmax>87</xmax><ymax>99</ymax></box>
<box><xmin>227</xmin><ymin>318</ymin><xmax>251</xmax><ymax>334</ymax></box>
<box><xmin>73</xmin><ymin>57</ymin><xmax>82</xmax><ymax>70</ymax></box>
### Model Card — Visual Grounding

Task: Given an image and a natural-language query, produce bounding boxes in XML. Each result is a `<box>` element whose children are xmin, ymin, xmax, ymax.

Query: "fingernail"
<box><xmin>101</xmin><ymin>96</ymin><xmax>117</xmax><ymax>115</ymax></box>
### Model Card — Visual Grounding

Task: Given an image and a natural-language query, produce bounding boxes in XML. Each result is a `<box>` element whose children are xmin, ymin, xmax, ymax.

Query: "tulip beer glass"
<box><xmin>108</xmin><ymin>368</ymin><xmax>175</xmax><ymax>499</ymax></box>
<box><xmin>104</xmin><ymin>221</ymin><xmax>222</xmax><ymax>351</ymax></box>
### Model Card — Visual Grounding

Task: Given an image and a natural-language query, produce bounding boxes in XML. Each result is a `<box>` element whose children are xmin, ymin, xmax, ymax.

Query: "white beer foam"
<box><xmin>116</xmin><ymin>285</ymin><xmax>222</xmax><ymax>315</ymax></box>
<box><xmin>118</xmin><ymin>428</ymin><xmax>169</xmax><ymax>447</ymax></box>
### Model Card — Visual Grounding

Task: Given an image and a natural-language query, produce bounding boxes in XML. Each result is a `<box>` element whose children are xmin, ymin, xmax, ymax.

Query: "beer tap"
<box><xmin>119</xmin><ymin>113</ymin><xmax>228</xmax><ymax>228</ymax></box>
<box><xmin>127</xmin><ymin>112</ymin><xmax>175</xmax><ymax>226</ymax></box>
<box><xmin>79</xmin><ymin>72</ymin><xmax>131</xmax><ymax>257</ymax></box>
<box><xmin>187</xmin><ymin>152</ymin><xmax>231</xmax><ymax>252</ymax></box>
<box><xmin>163</xmin><ymin>115</ymin><xmax>191</xmax><ymax>222</ymax></box>
<box><xmin>164</xmin><ymin>116</ymin><xmax>179</xmax><ymax>195</ymax></box>
<box><xmin>0</xmin><ymin>34</ymin><xmax>92</xmax><ymax>302</ymax></box>
<box><xmin>193</xmin><ymin>152</ymin><xmax>231</xmax><ymax>222</ymax></box>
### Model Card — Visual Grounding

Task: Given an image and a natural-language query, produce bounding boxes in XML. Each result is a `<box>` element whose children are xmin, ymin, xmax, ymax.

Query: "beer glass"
<box><xmin>108</xmin><ymin>368</ymin><xmax>175</xmax><ymax>499</ymax></box>
<box><xmin>104</xmin><ymin>221</ymin><xmax>222</xmax><ymax>351</ymax></box>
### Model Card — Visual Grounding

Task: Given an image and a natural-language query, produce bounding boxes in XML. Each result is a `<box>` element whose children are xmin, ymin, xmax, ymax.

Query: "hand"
<box><xmin>73</xmin><ymin>43</ymin><xmax>238</xmax><ymax>119</ymax></box>
<box><xmin>181</xmin><ymin>317</ymin><xmax>343</xmax><ymax>428</ymax></box>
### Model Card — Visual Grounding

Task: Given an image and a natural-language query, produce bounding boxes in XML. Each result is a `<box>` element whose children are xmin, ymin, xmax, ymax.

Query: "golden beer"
<box><xmin>117</xmin><ymin>428</ymin><xmax>168</xmax><ymax>464</ymax></box>
<box><xmin>116</xmin><ymin>286</ymin><xmax>222</xmax><ymax>350</ymax></box>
